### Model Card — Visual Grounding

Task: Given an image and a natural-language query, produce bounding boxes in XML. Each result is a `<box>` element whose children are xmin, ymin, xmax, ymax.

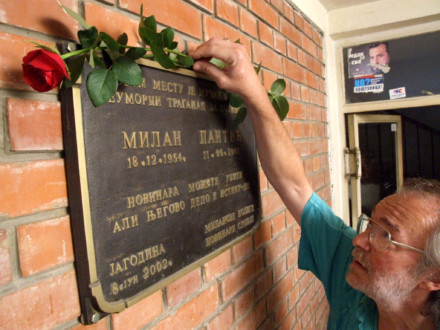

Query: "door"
<box><xmin>347</xmin><ymin>114</ymin><xmax>403</xmax><ymax>228</ymax></box>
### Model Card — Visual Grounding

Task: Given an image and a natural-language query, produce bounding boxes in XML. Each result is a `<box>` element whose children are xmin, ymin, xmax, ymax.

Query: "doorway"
<box><xmin>345</xmin><ymin>105</ymin><xmax>440</xmax><ymax>227</ymax></box>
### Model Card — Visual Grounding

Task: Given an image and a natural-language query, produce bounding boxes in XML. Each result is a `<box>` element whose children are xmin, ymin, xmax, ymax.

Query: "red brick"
<box><xmin>17</xmin><ymin>216</ymin><xmax>73</xmax><ymax>277</ymax></box>
<box><xmin>235</xmin><ymin>285</ymin><xmax>254</xmax><ymax>318</ymax></box>
<box><xmin>0</xmin><ymin>33</ymin><xmax>54</xmax><ymax>91</ymax></box>
<box><xmin>301</xmin><ymin>85</ymin><xmax>310</xmax><ymax>102</ymax></box>
<box><xmin>262</xmin><ymin>189</ymin><xmax>285</xmax><ymax>218</ymax></box>
<box><xmin>272</xmin><ymin>212</ymin><xmax>286</xmax><ymax>236</ymax></box>
<box><xmin>307</xmin><ymin>104</ymin><xmax>322</xmax><ymax>121</ymax></box>
<box><xmin>207</xmin><ymin>304</ymin><xmax>233</xmax><ymax>330</ymax></box>
<box><xmin>204</xmin><ymin>249</ymin><xmax>231</xmax><ymax>282</ymax></box>
<box><xmin>273</xmin><ymin>256</ymin><xmax>287</xmax><ymax>282</ymax></box>
<box><xmin>0</xmin><ymin>160</ymin><xmax>67</xmax><ymax>219</ymax></box>
<box><xmin>255</xmin><ymin>219</ymin><xmax>271</xmax><ymax>248</ymax></box>
<box><xmin>305</xmin><ymin>70</ymin><xmax>320</xmax><ymax>90</ymax></box>
<box><xmin>270</xmin><ymin>0</ymin><xmax>284</xmax><ymax>13</ymax></box>
<box><xmin>287</xmin><ymin>41</ymin><xmax>298</xmax><ymax>61</ymax></box>
<box><xmin>221</xmin><ymin>252</ymin><xmax>263</xmax><ymax>301</ymax></box>
<box><xmin>298</xmin><ymin>48</ymin><xmax>308</xmax><ymax>66</ymax></box>
<box><xmin>7</xmin><ymin>98</ymin><xmax>63</xmax><ymax>151</ymax></box>
<box><xmin>259</xmin><ymin>169</ymin><xmax>268</xmax><ymax>192</ymax></box>
<box><xmin>85</xmin><ymin>3</ymin><xmax>139</xmax><ymax>46</ymax></box>
<box><xmin>281</xmin><ymin>17</ymin><xmax>302</xmax><ymax>46</ymax></box>
<box><xmin>237</xmin><ymin>298</ymin><xmax>267</xmax><ymax>329</ymax></box>
<box><xmin>216</xmin><ymin>0</ymin><xmax>239</xmax><ymax>27</ymax></box>
<box><xmin>204</xmin><ymin>16</ymin><xmax>251</xmax><ymax>52</ymax></box>
<box><xmin>256</xmin><ymin>268</ymin><xmax>273</xmax><ymax>299</ymax></box>
<box><xmin>188</xmin><ymin>0</ymin><xmax>214</xmax><ymax>12</ymax></box>
<box><xmin>0</xmin><ymin>0</ymin><xmax>78</xmax><ymax>39</ymax></box>
<box><xmin>253</xmin><ymin>43</ymin><xmax>283</xmax><ymax>74</ymax></box>
<box><xmin>155</xmin><ymin>283</ymin><xmax>219</xmax><ymax>328</ymax></box>
<box><xmin>72</xmin><ymin>318</ymin><xmax>108</xmax><ymax>330</ymax></box>
<box><xmin>291</xmin><ymin>82</ymin><xmax>301</xmax><ymax>100</ymax></box>
<box><xmin>120</xmin><ymin>0</ymin><xmax>202</xmax><ymax>40</ymax></box>
<box><xmin>287</xmin><ymin>101</ymin><xmax>306</xmax><ymax>120</ymax></box>
<box><xmin>265</xmin><ymin>228</ymin><xmax>293</xmax><ymax>265</ymax></box>
<box><xmin>166</xmin><ymin>268</ymin><xmax>202</xmax><ymax>306</ymax></box>
<box><xmin>249</xmin><ymin>0</ymin><xmax>278</xmax><ymax>28</ymax></box>
<box><xmin>111</xmin><ymin>290</ymin><xmax>163</xmax><ymax>328</ymax></box>
<box><xmin>274</xmin><ymin>299</ymin><xmax>288</xmax><ymax>326</ymax></box>
<box><xmin>240</xmin><ymin>9</ymin><xmax>258</xmax><ymax>39</ymax></box>
<box><xmin>285</xmin><ymin>59</ymin><xmax>305</xmax><ymax>84</ymax></box>
<box><xmin>259</xmin><ymin>22</ymin><xmax>274</xmax><ymax>46</ymax></box>
<box><xmin>233</xmin><ymin>236</ymin><xmax>253</xmax><ymax>263</ymax></box>
<box><xmin>294</xmin><ymin>12</ymin><xmax>305</xmax><ymax>31</ymax></box>
<box><xmin>268</xmin><ymin>272</ymin><xmax>294</xmax><ymax>313</ymax></box>
<box><xmin>0</xmin><ymin>229</ymin><xmax>12</xmax><ymax>284</ymax></box>
<box><xmin>283</xmin><ymin>4</ymin><xmax>294</xmax><ymax>23</ymax></box>
<box><xmin>286</xmin><ymin>211</ymin><xmax>296</xmax><ymax>227</ymax></box>
<box><xmin>294</xmin><ymin>225</ymin><xmax>302</xmax><ymax>243</ymax></box>
<box><xmin>303</xmin><ymin>20</ymin><xmax>313</xmax><ymax>39</ymax></box>
<box><xmin>262</xmin><ymin>69</ymin><xmax>279</xmax><ymax>92</ymax></box>
<box><xmin>288</xmin><ymin>283</ymin><xmax>300</xmax><ymax>309</ymax></box>
<box><xmin>0</xmin><ymin>271</ymin><xmax>80</xmax><ymax>329</ymax></box>
<box><xmin>302</xmin><ymin>35</ymin><xmax>317</xmax><ymax>58</ymax></box>
<box><xmin>274</xmin><ymin>31</ymin><xmax>287</xmax><ymax>55</ymax></box>
<box><xmin>280</xmin><ymin>308</ymin><xmax>298</xmax><ymax>330</ymax></box>
<box><xmin>287</xmin><ymin>245</ymin><xmax>298</xmax><ymax>270</ymax></box>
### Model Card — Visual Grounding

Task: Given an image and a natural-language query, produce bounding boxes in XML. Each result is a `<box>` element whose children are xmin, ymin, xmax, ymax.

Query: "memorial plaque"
<box><xmin>61</xmin><ymin>59</ymin><xmax>261</xmax><ymax>323</ymax></box>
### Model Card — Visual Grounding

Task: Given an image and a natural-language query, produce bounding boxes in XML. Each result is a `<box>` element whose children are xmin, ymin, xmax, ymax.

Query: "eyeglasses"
<box><xmin>356</xmin><ymin>213</ymin><xmax>425</xmax><ymax>254</ymax></box>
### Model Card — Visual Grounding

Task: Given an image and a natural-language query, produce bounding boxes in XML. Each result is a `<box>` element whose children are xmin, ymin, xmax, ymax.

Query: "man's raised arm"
<box><xmin>190</xmin><ymin>38</ymin><xmax>313</xmax><ymax>223</ymax></box>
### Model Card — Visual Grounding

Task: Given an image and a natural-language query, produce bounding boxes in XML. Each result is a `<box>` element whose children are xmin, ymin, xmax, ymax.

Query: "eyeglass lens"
<box><xmin>358</xmin><ymin>216</ymin><xmax>390</xmax><ymax>251</ymax></box>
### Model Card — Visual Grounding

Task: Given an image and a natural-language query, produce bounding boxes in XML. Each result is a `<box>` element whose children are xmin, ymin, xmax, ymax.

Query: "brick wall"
<box><xmin>0</xmin><ymin>0</ymin><xmax>329</xmax><ymax>328</ymax></box>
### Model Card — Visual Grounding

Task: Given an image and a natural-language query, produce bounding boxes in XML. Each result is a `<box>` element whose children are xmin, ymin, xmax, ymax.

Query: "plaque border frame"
<box><xmin>60</xmin><ymin>58</ymin><xmax>262</xmax><ymax>323</ymax></box>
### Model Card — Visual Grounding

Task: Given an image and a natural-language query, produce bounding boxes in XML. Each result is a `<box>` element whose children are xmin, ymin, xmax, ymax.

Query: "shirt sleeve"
<box><xmin>298</xmin><ymin>193</ymin><xmax>357</xmax><ymax>303</ymax></box>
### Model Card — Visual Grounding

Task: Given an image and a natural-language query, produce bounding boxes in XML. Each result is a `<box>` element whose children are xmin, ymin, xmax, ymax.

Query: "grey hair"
<box><xmin>398</xmin><ymin>178</ymin><xmax>440</xmax><ymax>323</ymax></box>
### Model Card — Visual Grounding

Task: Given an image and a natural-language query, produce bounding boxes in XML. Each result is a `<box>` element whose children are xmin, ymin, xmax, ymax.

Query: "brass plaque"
<box><xmin>61</xmin><ymin>59</ymin><xmax>261</xmax><ymax>322</ymax></box>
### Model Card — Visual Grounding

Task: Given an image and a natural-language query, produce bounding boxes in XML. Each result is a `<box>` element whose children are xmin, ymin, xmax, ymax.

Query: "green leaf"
<box><xmin>112</xmin><ymin>56</ymin><xmax>143</xmax><ymax>86</ymax></box>
<box><xmin>232</xmin><ymin>107</ymin><xmax>247</xmax><ymax>130</ymax></box>
<box><xmin>64</xmin><ymin>54</ymin><xmax>86</xmax><ymax>88</ymax></box>
<box><xmin>254</xmin><ymin>62</ymin><xmax>262</xmax><ymax>75</ymax></box>
<box><xmin>78</xmin><ymin>27</ymin><xmax>98</xmax><ymax>48</ymax></box>
<box><xmin>270</xmin><ymin>79</ymin><xmax>286</xmax><ymax>96</ymax></box>
<box><xmin>126</xmin><ymin>47</ymin><xmax>147</xmax><ymax>60</ymax></box>
<box><xmin>176</xmin><ymin>54</ymin><xmax>194</xmax><ymax>68</ymax></box>
<box><xmin>139</xmin><ymin>15</ymin><xmax>157</xmax><ymax>45</ymax></box>
<box><xmin>210</xmin><ymin>57</ymin><xmax>227</xmax><ymax>69</ymax></box>
<box><xmin>86</xmin><ymin>69</ymin><xmax>118</xmax><ymax>107</ymax></box>
<box><xmin>117</xmin><ymin>33</ymin><xmax>128</xmax><ymax>54</ymax></box>
<box><xmin>160</xmin><ymin>28</ymin><xmax>175</xmax><ymax>49</ymax></box>
<box><xmin>272</xmin><ymin>95</ymin><xmax>289</xmax><ymax>120</ymax></box>
<box><xmin>228</xmin><ymin>93</ymin><xmax>243</xmax><ymax>108</ymax></box>
<box><xmin>151</xmin><ymin>44</ymin><xmax>176</xmax><ymax>69</ymax></box>
<box><xmin>60</xmin><ymin>4</ymin><xmax>91</xmax><ymax>29</ymax></box>
<box><xmin>100</xmin><ymin>32</ymin><xmax>120</xmax><ymax>51</ymax></box>
<box><xmin>92</xmin><ymin>52</ymin><xmax>107</xmax><ymax>69</ymax></box>
<box><xmin>141</xmin><ymin>28</ymin><xmax>175</xmax><ymax>69</ymax></box>
<box><xmin>117</xmin><ymin>33</ymin><xmax>128</xmax><ymax>46</ymax></box>
<box><xmin>28</xmin><ymin>41</ymin><xmax>61</xmax><ymax>55</ymax></box>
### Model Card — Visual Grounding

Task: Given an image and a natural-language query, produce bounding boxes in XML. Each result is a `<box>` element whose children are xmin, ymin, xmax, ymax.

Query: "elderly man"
<box><xmin>190</xmin><ymin>38</ymin><xmax>440</xmax><ymax>329</ymax></box>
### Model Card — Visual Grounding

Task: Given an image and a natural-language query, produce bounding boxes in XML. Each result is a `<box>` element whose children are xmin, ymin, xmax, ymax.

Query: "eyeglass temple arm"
<box><xmin>390</xmin><ymin>239</ymin><xmax>425</xmax><ymax>254</ymax></box>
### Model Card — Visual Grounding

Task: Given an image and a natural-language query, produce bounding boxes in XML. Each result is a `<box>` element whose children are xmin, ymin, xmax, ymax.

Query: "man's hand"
<box><xmin>189</xmin><ymin>38</ymin><xmax>266</xmax><ymax>104</ymax></box>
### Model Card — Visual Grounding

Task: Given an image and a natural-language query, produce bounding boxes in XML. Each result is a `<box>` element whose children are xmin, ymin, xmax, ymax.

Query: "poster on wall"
<box><xmin>343</xmin><ymin>31</ymin><xmax>440</xmax><ymax>103</ymax></box>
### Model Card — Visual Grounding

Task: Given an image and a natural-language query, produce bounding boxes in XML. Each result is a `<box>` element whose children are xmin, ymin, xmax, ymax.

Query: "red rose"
<box><xmin>22</xmin><ymin>49</ymin><xmax>70</xmax><ymax>92</ymax></box>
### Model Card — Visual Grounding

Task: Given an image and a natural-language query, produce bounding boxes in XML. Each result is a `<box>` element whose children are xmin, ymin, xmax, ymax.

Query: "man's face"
<box><xmin>346</xmin><ymin>194</ymin><xmax>431</xmax><ymax>307</ymax></box>
<box><xmin>369</xmin><ymin>44</ymin><xmax>390</xmax><ymax>66</ymax></box>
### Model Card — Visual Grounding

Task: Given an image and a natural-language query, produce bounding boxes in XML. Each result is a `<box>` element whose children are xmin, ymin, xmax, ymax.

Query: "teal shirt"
<box><xmin>299</xmin><ymin>193</ymin><xmax>378</xmax><ymax>329</ymax></box>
